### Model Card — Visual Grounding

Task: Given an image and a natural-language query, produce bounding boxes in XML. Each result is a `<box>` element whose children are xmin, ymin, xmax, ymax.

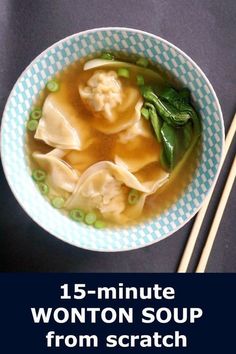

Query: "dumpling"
<box><xmin>117</xmin><ymin>118</ymin><xmax>154</xmax><ymax>143</ymax></box>
<box><xmin>114</xmin><ymin>119</ymin><xmax>160</xmax><ymax>172</ymax></box>
<box><xmin>79</xmin><ymin>70</ymin><xmax>122</xmax><ymax>121</ymax></box>
<box><xmin>32</xmin><ymin>149</ymin><xmax>79</xmax><ymax>194</ymax></box>
<box><xmin>65</xmin><ymin>161</ymin><xmax>169</xmax><ymax>223</ymax></box>
<box><xmin>35</xmin><ymin>92</ymin><xmax>96</xmax><ymax>150</ymax></box>
<box><xmin>79</xmin><ymin>70</ymin><xmax>143</xmax><ymax>134</ymax></box>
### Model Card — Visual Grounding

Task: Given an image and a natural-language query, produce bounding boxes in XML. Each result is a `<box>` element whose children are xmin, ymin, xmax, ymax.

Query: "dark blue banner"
<box><xmin>0</xmin><ymin>274</ymin><xmax>235</xmax><ymax>353</ymax></box>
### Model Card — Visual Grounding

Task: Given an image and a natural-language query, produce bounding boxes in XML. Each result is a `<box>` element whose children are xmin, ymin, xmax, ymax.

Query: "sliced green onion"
<box><xmin>128</xmin><ymin>189</ymin><xmax>140</xmax><ymax>205</ymax></box>
<box><xmin>51</xmin><ymin>196</ymin><xmax>65</xmax><ymax>209</ymax></box>
<box><xmin>38</xmin><ymin>182</ymin><xmax>49</xmax><ymax>195</ymax></box>
<box><xmin>69</xmin><ymin>208</ymin><xmax>85</xmax><ymax>222</ymax></box>
<box><xmin>117</xmin><ymin>67</ymin><xmax>130</xmax><ymax>78</ymax></box>
<box><xmin>136</xmin><ymin>57</ymin><xmax>149</xmax><ymax>68</ymax></box>
<box><xmin>85</xmin><ymin>212</ymin><xmax>97</xmax><ymax>225</ymax></box>
<box><xmin>141</xmin><ymin>107</ymin><xmax>150</xmax><ymax>120</ymax></box>
<box><xmin>94</xmin><ymin>220</ymin><xmax>106</xmax><ymax>229</ymax></box>
<box><xmin>27</xmin><ymin>119</ymin><xmax>39</xmax><ymax>132</ymax></box>
<box><xmin>100</xmin><ymin>52</ymin><xmax>115</xmax><ymax>60</ymax></box>
<box><xmin>136</xmin><ymin>75</ymin><xmax>145</xmax><ymax>86</ymax></box>
<box><xmin>30</xmin><ymin>108</ymin><xmax>42</xmax><ymax>120</ymax></box>
<box><xmin>46</xmin><ymin>80</ymin><xmax>60</xmax><ymax>92</ymax></box>
<box><xmin>32</xmin><ymin>169</ymin><xmax>46</xmax><ymax>182</ymax></box>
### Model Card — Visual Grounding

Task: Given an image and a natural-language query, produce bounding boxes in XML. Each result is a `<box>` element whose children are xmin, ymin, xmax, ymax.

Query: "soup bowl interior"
<box><xmin>1</xmin><ymin>28</ymin><xmax>224</xmax><ymax>251</ymax></box>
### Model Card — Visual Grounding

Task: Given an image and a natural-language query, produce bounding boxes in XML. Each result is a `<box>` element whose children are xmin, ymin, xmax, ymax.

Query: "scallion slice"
<box><xmin>136</xmin><ymin>57</ymin><xmax>149</xmax><ymax>68</ymax></box>
<box><xmin>117</xmin><ymin>67</ymin><xmax>130</xmax><ymax>78</ymax></box>
<box><xmin>38</xmin><ymin>182</ymin><xmax>49</xmax><ymax>195</ymax></box>
<box><xmin>51</xmin><ymin>196</ymin><xmax>65</xmax><ymax>209</ymax></box>
<box><xmin>30</xmin><ymin>108</ymin><xmax>42</xmax><ymax>120</ymax></box>
<box><xmin>32</xmin><ymin>169</ymin><xmax>46</xmax><ymax>182</ymax></box>
<box><xmin>94</xmin><ymin>220</ymin><xmax>106</xmax><ymax>229</ymax></box>
<box><xmin>27</xmin><ymin>120</ymin><xmax>39</xmax><ymax>132</ymax></box>
<box><xmin>69</xmin><ymin>208</ymin><xmax>85</xmax><ymax>222</ymax></box>
<box><xmin>128</xmin><ymin>189</ymin><xmax>140</xmax><ymax>205</ymax></box>
<box><xmin>46</xmin><ymin>80</ymin><xmax>60</xmax><ymax>92</ymax></box>
<box><xmin>85</xmin><ymin>212</ymin><xmax>97</xmax><ymax>225</ymax></box>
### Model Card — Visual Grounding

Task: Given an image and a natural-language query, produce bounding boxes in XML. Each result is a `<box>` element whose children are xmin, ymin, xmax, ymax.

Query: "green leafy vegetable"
<box><xmin>178</xmin><ymin>88</ymin><xmax>191</xmax><ymax>103</ymax></box>
<box><xmin>141</xmin><ymin>107</ymin><xmax>150</xmax><ymax>120</ymax></box>
<box><xmin>160</xmin><ymin>122</ymin><xmax>188</xmax><ymax>170</ymax></box>
<box><xmin>141</xmin><ymin>85</ymin><xmax>201</xmax><ymax>171</ymax></box>
<box><xmin>160</xmin><ymin>87</ymin><xmax>178</xmax><ymax>103</ymax></box>
<box><xmin>144</xmin><ymin>103</ymin><xmax>162</xmax><ymax>142</ymax></box>
<box><xmin>161</xmin><ymin>87</ymin><xmax>192</xmax><ymax>111</ymax></box>
<box><xmin>143</xmin><ymin>90</ymin><xmax>191</xmax><ymax>126</ymax></box>
<box><xmin>160</xmin><ymin>149</ymin><xmax>169</xmax><ymax>171</ymax></box>
<box><xmin>139</xmin><ymin>85</ymin><xmax>153</xmax><ymax>96</ymax></box>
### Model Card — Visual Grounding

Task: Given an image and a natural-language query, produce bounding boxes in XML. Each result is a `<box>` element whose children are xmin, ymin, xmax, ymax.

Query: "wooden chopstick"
<box><xmin>177</xmin><ymin>113</ymin><xmax>236</xmax><ymax>273</ymax></box>
<box><xmin>196</xmin><ymin>155</ymin><xmax>236</xmax><ymax>272</ymax></box>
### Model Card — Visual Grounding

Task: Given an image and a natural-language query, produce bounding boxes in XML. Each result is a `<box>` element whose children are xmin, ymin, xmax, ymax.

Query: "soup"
<box><xmin>26</xmin><ymin>53</ymin><xmax>201</xmax><ymax>228</ymax></box>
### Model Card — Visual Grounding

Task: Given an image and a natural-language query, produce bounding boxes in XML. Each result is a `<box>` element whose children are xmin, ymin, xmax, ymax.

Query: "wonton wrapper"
<box><xmin>32</xmin><ymin>149</ymin><xmax>79</xmax><ymax>194</ymax></box>
<box><xmin>65</xmin><ymin>161</ymin><xmax>169</xmax><ymax>223</ymax></box>
<box><xmin>114</xmin><ymin>119</ymin><xmax>160</xmax><ymax>172</ymax></box>
<box><xmin>79</xmin><ymin>70</ymin><xmax>143</xmax><ymax>134</ymax></box>
<box><xmin>79</xmin><ymin>70</ymin><xmax>122</xmax><ymax>121</ymax></box>
<box><xmin>35</xmin><ymin>93</ymin><xmax>95</xmax><ymax>150</ymax></box>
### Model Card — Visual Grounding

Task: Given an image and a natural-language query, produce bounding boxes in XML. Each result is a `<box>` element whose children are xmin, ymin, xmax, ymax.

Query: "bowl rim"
<box><xmin>0</xmin><ymin>27</ymin><xmax>225</xmax><ymax>252</ymax></box>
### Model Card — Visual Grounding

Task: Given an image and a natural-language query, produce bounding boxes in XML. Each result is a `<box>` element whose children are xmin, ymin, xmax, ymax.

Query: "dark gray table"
<box><xmin>0</xmin><ymin>0</ymin><xmax>235</xmax><ymax>272</ymax></box>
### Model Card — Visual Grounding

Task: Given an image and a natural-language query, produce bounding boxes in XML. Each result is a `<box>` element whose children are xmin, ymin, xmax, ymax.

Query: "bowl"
<box><xmin>0</xmin><ymin>28</ymin><xmax>224</xmax><ymax>252</ymax></box>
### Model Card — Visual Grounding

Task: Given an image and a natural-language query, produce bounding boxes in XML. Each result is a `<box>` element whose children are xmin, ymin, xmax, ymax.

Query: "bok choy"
<box><xmin>141</xmin><ymin>86</ymin><xmax>201</xmax><ymax>171</ymax></box>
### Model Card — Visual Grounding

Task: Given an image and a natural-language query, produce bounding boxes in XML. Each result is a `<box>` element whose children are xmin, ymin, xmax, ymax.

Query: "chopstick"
<box><xmin>196</xmin><ymin>155</ymin><xmax>236</xmax><ymax>272</ymax></box>
<box><xmin>177</xmin><ymin>113</ymin><xmax>236</xmax><ymax>273</ymax></box>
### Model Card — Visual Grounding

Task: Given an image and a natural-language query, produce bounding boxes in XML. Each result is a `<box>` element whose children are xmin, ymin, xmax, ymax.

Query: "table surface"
<box><xmin>0</xmin><ymin>0</ymin><xmax>235</xmax><ymax>272</ymax></box>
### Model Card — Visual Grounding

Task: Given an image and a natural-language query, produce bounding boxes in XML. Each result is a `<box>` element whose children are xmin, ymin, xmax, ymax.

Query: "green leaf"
<box><xmin>161</xmin><ymin>87</ymin><xmax>192</xmax><ymax>112</ymax></box>
<box><xmin>160</xmin><ymin>121</ymin><xmax>195</xmax><ymax>171</ymax></box>
<box><xmin>178</xmin><ymin>88</ymin><xmax>191</xmax><ymax>103</ymax></box>
<box><xmin>160</xmin><ymin>123</ymin><xmax>177</xmax><ymax>170</ymax></box>
<box><xmin>160</xmin><ymin>87</ymin><xmax>179</xmax><ymax>103</ymax></box>
<box><xmin>143</xmin><ymin>90</ymin><xmax>191</xmax><ymax>126</ymax></box>
<box><xmin>142</xmin><ymin>86</ymin><xmax>201</xmax><ymax>171</ymax></box>
<box><xmin>144</xmin><ymin>103</ymin><xmax>162</xmax><ymax>142</ymax></box>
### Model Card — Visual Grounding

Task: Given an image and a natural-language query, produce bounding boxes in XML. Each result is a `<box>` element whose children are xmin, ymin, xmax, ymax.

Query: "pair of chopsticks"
<box><xmin>178</xmin><ymin>113</ymin><xmax>236</xmax><ymax>273</ymax></box>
